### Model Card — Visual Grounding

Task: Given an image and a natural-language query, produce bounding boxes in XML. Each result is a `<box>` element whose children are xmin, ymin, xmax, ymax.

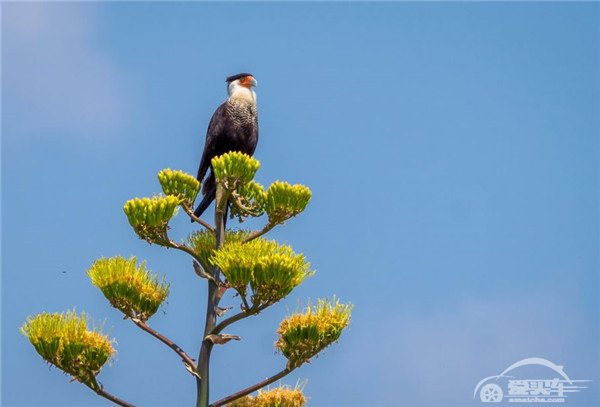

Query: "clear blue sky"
<box><xmin>2</xmin><ymin>2</ymin><xmax>598</xmax><ymax>406</ymax></box>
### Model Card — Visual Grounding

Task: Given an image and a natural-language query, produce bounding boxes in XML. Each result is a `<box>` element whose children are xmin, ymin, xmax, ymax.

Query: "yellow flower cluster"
<box><xmin>210</xmin><ymin>238</ymin><xmax>312</xmax><ymax>306</ymax></box>
<box><xmin>276</xmin><ymin>298</ymin><xmax>352</xmax><ymax>368</ymax></box>
<box><xmin>265</xmin><ymin>182</ymin><xmax>312</xmax><ymax>225</ymax></box>
<box><xmin>188</xmin><ymin>229</ymin><xmax>252</xmax><ymax>265</ymax></box>
<box><xmin>158</xmin><ymin>168</ymin><xmax>200</xmax><ymax>207</ymax></box>
<box><xmin>228</xmin><ymin>386</ymin><xmax>306</xmax><ymax>407</ymax></box>
<box><xmin>123</xmin><ymin>195</ymin><xmax>180</xmax><ymax>243</ymax></box>
<box><xmin>212</xmin><ymin>152</ymin><xmax>260</xmax><ymax>190</ymax></box>
<box><xmin>21</xmin><ymin>310</ymin><xmax>114</xmax><ymax>387</ymax></box>
<box><xmin>88</xmin><ymin>256</ymin><xmax>169</xmax><ymax>321</ymax></box>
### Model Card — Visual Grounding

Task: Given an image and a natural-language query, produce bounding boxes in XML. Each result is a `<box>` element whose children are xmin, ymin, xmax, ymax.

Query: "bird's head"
<box><xmin>226</xmin><ymin>73</ymin><xmax>257</xmax><ymax>102</ymax></box>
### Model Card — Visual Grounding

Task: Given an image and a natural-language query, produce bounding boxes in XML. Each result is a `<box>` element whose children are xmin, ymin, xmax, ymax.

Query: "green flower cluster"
<box><xmin>265</xmin><ymin>182</ymin><xmax>312</xmax><ymax>225</ymax></box>
<box><xmin>123</xmin><ymin>195</ymin><xmax>180</xmax><ymax>243</ymax></box>
<box><xmin>276</xmin><ymin>298</ymin><xmax>352</xmax><ymax>368</ymax></box>
<box><xmin>228</xmin><ymin>385</ymin><xmax>306</xmax><ymax>407</ymax></box>
<box><xmin>231</xmin><ymin>180</ymin><xmax>267</xmax><ymax>220</ymax></box>
<box><xmin>88</xmin><ymin>256</ymin><xmax>169</xmax><ymax>321</ymax></box>
<box><xmin>188</xmin><ymin>229</ymin><xmax>252</xmax><ymax>266</ymax></box>
<box><xmin>211</xmin><ymin>152</ymin><xmax>260</xmax><ymax>190</ymax></box>
<box><xmin>158</xmin><ymin>168</ymin><xmax>200</xmax><ymax>207</ymax></box>
<box><xmin>21</xmin><ymin>310</ymin><xmax>114</xmax><ymax>388</ymax></box>
<box><xmin>210</xmin><ymin>238</ymin><xmax>312</xmax><ymax>306</ymax></box>
<box><xmin>207</xmin><ymin>153</ymin><xmax>312</xmax><ymax>226</ymax></box>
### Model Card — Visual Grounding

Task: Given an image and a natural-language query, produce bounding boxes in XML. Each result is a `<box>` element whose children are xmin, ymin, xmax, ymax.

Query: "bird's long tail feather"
<box><xmin>193</xmin><ymin>172</ymin><xmax>216</xmax><ymax>219</ymax></box>
<box><xmin>193</xmin><ymin>188</ymin><xmax>215</xmax><ymax>219</ymax></box>
<box><xmin>192</xmin><ymin>172</ymin><xmax>229</xmax><ymax>228</ymax></box>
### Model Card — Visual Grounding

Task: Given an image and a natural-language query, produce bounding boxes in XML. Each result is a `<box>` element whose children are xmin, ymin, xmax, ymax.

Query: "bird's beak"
<box><xmin>250</xmin><ymin>77</ymin><xmax>258</xmax><ymax>87</ymax></box>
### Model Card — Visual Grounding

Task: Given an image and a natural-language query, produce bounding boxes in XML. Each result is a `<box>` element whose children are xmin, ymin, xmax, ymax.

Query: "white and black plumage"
<box><xmin>193</xmin><ymin>73</ymin><xmax>259</xmax><ymax>219</ymax></box>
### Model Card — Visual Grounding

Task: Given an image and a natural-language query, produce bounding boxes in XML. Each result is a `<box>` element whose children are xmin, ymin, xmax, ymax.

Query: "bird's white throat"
<box><xmin>227</xmin><ymin>81</ymin><xmax>257</xmax><ymax>105</ymax></box>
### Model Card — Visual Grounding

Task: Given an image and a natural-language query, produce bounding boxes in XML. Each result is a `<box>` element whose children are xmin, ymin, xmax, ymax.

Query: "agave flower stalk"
<box><xmin>196</xmin><ymin>181</ymin><xmax>229</xmax><ymax>407</ymax></box>
<box><xmin>23</xmin><ymin>151</ymin><xmax>350</xmax><ymax>407</ymax></box>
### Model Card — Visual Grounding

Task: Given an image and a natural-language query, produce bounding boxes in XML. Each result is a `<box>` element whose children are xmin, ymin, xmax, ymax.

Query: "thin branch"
<box><xmin>132</xmin><ymin>319</ymin><xmax>197</xmax><ymax>374</ymax></box>
<box><xmin>167</xmin><ymin>241</ymin><xmax>217</xmax><ymax>283</ymax></box>
<box><xmin>167</xmin><ymin>240</ymin><xmax>200</xmax><ymax>262</ymax></box>
<box><xmin>211</xmin><ymin>303</ymin><xmax>269</xmax><ymax>336</ymax></box>
<box><xmin>241</xmin><ymin>223</ymin><xmax>276</xmax><ymax>243</ymax></box>
<box><xmin>230</xmin><ymin>192</ymin><xmax>263</xmax><ymax>217</ymax></box>
<box><xmin>96</xmin><ymin>388</ymin><xmax>136</xmax><ymax>407</ymax></box>
<box><xmin>183</xmin><ymin>206</ymin><xmax>215</xmax><ymax>233</ymax></box>
<box><xmin>239</xmin><ymin>294</ymin><xmax>251</xmax><ymax>312</ymax></box>
<box><xmin>210</xmin><ymin>368</ymin><xmax>294</xmax><ymax>407</ymax></box>
<box><xmin>231</xmin><ymin>192</ymin><xmax>254</xmax><ymax>213</ymax></box>
<box><xmin>84</xmin><ymin>381</ymin><xmax>135</xmax><ymax>407</ymax></box>
<box><xmin>193</xmin><ymin>260</ymin><xmax>216</xmax><ymax>282</ymax></box>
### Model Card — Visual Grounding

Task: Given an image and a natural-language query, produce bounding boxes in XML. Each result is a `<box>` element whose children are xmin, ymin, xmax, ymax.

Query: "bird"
<box><xmin>193</xmin><ymin>73</ymin><xmax>259</xmax><ymax>220</ymax></box>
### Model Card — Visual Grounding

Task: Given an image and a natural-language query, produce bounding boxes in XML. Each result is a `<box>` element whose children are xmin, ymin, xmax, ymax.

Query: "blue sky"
<box><xmin>2</xmin><ymin>2</ymin><xmax>598</xmax><ymax>406</ymax></box>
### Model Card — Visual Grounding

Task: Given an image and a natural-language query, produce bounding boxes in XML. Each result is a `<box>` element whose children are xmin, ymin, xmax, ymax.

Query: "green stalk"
<box><xmin>196</xmin><ymin>184</ymin><xmax>227</xmax><ymax>407</ymax></box>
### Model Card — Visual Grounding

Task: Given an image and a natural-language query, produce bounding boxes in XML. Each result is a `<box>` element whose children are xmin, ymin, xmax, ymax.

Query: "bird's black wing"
<box><xmin>247</xmin><ymin>119</ymin><xmax>259</xmax><ymax>156</ymax></box>
<box><xmin>196</xmin><ymin>102</ymin><xmax>228</xmax><ymax>182</ymax></box>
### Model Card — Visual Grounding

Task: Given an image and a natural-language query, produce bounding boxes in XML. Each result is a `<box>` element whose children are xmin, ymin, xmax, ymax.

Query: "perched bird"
<box><xmin>193</xmin><ymin>73</ymin><xmax>259</xmax><ymax>219</ymax></box>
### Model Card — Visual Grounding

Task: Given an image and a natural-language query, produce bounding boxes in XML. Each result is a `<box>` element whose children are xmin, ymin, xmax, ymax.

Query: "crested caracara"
<box><xmin>193</xmin><ymin>73</ymin><xmax>259</xmax><ymax>219</ymax></box>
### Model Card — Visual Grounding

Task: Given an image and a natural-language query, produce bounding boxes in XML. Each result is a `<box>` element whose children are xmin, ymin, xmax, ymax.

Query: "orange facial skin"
<box><xmin>239</xmin><ymin>76</ymin><xmax>256</xmax><ymax>88</ymax></box>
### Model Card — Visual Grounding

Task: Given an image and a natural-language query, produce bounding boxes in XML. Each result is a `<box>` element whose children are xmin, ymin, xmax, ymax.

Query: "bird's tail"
<box><xmin>192</xmin><ymin>172</ymin><xmax>230</xmax><ymax>228</ymax></box>
<box><xmin>193</xmin><ymin>172</ymin><xmax>216</xmax><ymax>219</ymax></box>
<box><xmin>201</xmin><ymin>171</ymin><xmax>216</xmax><ymax>196</ymax></box>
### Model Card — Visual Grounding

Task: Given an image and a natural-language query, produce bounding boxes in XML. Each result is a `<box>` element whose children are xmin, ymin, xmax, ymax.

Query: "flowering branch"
<box><xmin>209</xmin><ymin>367</ymin><xmax>294</xmax><ymax>407</ymax></box>
<box><xmin>23</xmin><ymin>156</ymin><xmax>348</xmax><ymax>407</ymax></box>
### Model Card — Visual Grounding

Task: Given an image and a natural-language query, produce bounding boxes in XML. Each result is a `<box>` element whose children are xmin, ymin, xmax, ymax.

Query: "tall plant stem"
<box><xmin>196</xmin><ymin>185</ymin><xmax>228</xmax><ymax>407</ymax></box>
